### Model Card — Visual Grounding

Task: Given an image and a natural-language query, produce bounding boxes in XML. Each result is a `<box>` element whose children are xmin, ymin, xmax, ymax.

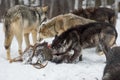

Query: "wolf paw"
<box><xmin>9</xmin><ymin>59</ymin><xmax>13</xmax><ymax>63</ymax></box>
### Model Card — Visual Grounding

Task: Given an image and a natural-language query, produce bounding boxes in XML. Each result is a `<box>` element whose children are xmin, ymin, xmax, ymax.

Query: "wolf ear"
<box><xmin>42</xmin><ymin>6</ymin><xmax>48</xmax><ymax>12</ymax></box>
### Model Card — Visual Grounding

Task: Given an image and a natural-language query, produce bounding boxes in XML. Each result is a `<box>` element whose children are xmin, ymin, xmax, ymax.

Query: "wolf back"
<box><xmin>72</xmin><ymin>7</ymin><xmax>116</xmax><ymax>26</ymax></box>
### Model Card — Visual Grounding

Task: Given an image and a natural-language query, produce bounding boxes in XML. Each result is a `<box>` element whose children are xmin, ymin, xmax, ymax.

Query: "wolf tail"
<box><xmin>3</xmin><ymin>13</ymin><xmax>11</xmax><ymax>33</ymax></box>
<box><xmin>4</xmin><ymin>20</ymin><xmax>9</xmax><ymax>32</ymax></box>
<box><xmin>99</xmin><ymin>39</ymin><xmax>113</xmax><ymax>63</ymax></box>
<box><xmin>3</xmin><ymin>12</ymin><xmax>12</xmax><ymax>49</ymax></box>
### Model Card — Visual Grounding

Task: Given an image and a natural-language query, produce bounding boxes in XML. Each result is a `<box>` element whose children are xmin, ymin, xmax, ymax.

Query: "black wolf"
<box><xmin>100</xmin><ymin>41</ymin><xmax>120</xmax><ymax>80</ymax></box>
<box><xmin>51</xmin><ymin>22</ymin><xmax>117</xmax><ymax>63</ymax></box>
<box><xmin>72</xmin><ymin>7</ymin><xmax>116</xmax><ymax>26</ymax></box>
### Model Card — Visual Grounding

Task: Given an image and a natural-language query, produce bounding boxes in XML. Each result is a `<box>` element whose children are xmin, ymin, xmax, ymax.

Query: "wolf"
<box><xmin>100</xmin><ymin>40</ymin><xmax>120</xmax><ymax>80</ymax></box>
<box><xmin>3</xmin><ymin>5</ymin><xmax>48</xmax><ymax>60</ymax></box>
<box><xmin>38</xmin><ymin>13</ymin><xmax>95</xmax><ymax>41</ymax></box>
<box><xmin>51</xmin><ymin>22</ymin><xmax>117</xmax><ymax>63</ymax></box>
<box><xmin>72</xmin><ymin>7</ymin><xmax>116</xmax><ymax>26</ymax></box>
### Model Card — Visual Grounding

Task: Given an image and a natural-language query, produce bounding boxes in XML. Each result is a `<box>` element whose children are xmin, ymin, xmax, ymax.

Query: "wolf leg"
<box><xmin>6</xmin><ymin>48</ymin><xmax>11</xmax><ymax>60</ymax></box>
<box><xmin>69</xmin><ymin>45</ymin><xmax>82</xmax><ymax>63</ymax></box>
<box><xmin>6</xmin><ymin>43</ymin><xmax>13</xmax><ymax>60</ymax></box>
<box><xmin>79</xmin><ymin>54</ymin><xmax>82</xmax><ymax>61</ymax></box>
<box><xmin>15</xmin><ymin>33</ymin><xmax>23</xmax><ymax>56</ymax></box>
<box><xmin>31</xmin><ymin>30</ymin><xmax>37</xmax><ymax>44</ymax></box>
<box><xmin>5</xmin><ymin>34</ymin><xmax>14</xmax><ymax>60</ymax></box>
<box><xmin>24</xmin><ymin>33</ymin><xmax>30</xmax><ymax>47</ymax></box>
<box><xmin>98</xmin><ymin>33</ymin><xmax>116</xmax><ymax>55</ymax></box>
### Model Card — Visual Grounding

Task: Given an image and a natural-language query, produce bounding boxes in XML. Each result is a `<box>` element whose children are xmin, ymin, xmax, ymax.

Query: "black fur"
<box><xmin>100</xmin><ymin>41</ymin><xmax>120</xmax><ymax>80</ymax></box>
<box><xmin>51</xmin><ymin>22</ymin><xmax>117</xmax><ymax>63</ymax></box>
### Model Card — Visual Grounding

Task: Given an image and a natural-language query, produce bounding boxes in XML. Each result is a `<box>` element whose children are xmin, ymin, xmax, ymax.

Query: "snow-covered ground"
<box><xmin>0</xmin><ymin>14</ymin><xmax>120</xmax><ymax>80</ymax></box>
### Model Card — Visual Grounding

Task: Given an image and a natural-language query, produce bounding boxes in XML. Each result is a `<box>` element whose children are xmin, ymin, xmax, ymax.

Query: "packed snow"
<box><xmin>0</xmin><ymin>14</ymin><xmax>120</xmax><ymax>80</ymax></box>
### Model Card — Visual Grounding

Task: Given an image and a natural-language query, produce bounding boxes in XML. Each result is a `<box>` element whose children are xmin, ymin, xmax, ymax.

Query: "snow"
<box><xmin>0</xmin><ymin>14</ymin><xmax>120</xmax><ymax>80</ymax></box>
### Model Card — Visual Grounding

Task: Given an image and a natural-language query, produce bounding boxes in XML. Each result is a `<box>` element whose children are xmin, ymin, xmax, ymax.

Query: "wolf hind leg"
<box><xmin>31</xmin><ymin>30</ymin><xmax>37</xmax><ymax>44</ymax></box>
<box><xmin>5</xmin><ymin>34</ymin><xmax>14</xmax><ymax>60</ymax></box>
<box><xmin>97</xmin><ymin>33</ymin><xmax>116</xmax><ymax>55</ymax></box>
<box><xmin>15</xmin><ymin>32</ymin><xmax>23</xmax><ymax>56</ymax></box>
<box><xmin>6</xmin><ymin>48</ymin><xmax>11</xmax><ymax>60</ymax></box>
<box><xmin>6</xmin><ymin>36</ymin><xmax>13</xmax><ymax>60</ymax></box>
<box><xmin>24</xmin><ymin>33</ymin><xmax>30</xmax><ymax>48</ymax></box>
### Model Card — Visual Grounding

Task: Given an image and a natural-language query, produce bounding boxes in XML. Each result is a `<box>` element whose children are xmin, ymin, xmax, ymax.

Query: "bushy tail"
<box><xmin>3</xmin><ymin>12</ymin><xmax>12</xmax><ymax>50</ymax></box>
<box><xmin>99</xmin><ymin>39</ymin><xmax>113</xmax><ymax>63</ymax></box>
<box><xmin>3</xmin><ymin>12</ymin><xmax>11</xmax><ymax>33</ymax></box>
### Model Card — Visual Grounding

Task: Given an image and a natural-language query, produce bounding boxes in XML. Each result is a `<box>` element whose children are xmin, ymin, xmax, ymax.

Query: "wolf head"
<box><xmin>51</xmin><ymin>35</ymin><xmax>72</xmax><ymax>55</ymax></box>
<box><xmin>38</xmin><ymin>19</ymin><xmax>56</xmax><ymax>41</ymax></box>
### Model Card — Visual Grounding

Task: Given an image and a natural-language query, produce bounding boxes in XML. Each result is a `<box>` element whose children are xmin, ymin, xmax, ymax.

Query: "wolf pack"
<box><xmin>3</xmin><ymin>4</ymin><xmax>120</xmax><ymax>80</ymax></box>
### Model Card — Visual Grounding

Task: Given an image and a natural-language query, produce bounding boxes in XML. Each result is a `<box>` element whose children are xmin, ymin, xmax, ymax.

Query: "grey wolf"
<box><xmin>51</xmin><ymin>22</ymin><xmax>117</xmax><ymax>63</ymax></box>
<box><xmin>38</xmin><ymin>13</ymin><xmax>95</xmax><ymax>41</ymax></box>
<box><xmin>72</xmin><ymin>7</ymin><xmax>116</xmax><ymax>26</ymax></box>
<box><xmin>100</xmin><ymin>41</ymin><xmax>120</xmax><ymax>80</ymax></box>
<box><xmin>3</xmin><ymin>5</ymin><xmax>48</xmax><ymax>60</ymax></box>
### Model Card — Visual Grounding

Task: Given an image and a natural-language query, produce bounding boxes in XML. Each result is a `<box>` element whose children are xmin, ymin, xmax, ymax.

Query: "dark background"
<box><xmin>0</xmin><ymin>0</ymin><xmax>118</xmax><ymax>22</ymax></box>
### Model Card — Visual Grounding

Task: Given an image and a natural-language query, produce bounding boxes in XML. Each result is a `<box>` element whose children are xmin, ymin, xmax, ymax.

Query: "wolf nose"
<box><xmin>5</xmin><ymin>45</ymin><xmax>9</xmax><ymax>49</ymax></box>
